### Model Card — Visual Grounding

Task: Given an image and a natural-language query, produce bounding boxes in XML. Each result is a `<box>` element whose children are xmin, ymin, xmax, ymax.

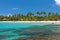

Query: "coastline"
<box><xmin>0</xmin><ymin>21</ymin><xmax>60</xmax><ymax>24</ymax></box>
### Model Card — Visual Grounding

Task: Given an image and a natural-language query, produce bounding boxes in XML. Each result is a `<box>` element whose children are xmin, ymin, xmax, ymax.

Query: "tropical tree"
<box><xmin>42</xmin><ymin>12</ymin><xmax>46</xmax><ymax>17</ymax></box>
<box><xmin>48</xmin><ymin>12</ymin><xmax>51</xmax><ymax>17</ymax></box>
<box><xmin>0</xmin><ymin>16</ymin><xmax>4</xmax><ymax>21</ymax></box>
<box><xmin>55</xmin><ymin>13</ymin><xmax>59</xmax><ymax>18</ymax></box>
<box><xmin>12</xmin><ymin>14</ymin><xmax>18</xmax><ymax>21</ymax></box>
<box><xmin>37</xmin><ymin>12</ymin><xmax>41</xmax><ymax>16</ymax></box>
<box><xmin>27</xmin><ymin>12</ymin><xmax>34</xmax><ymax>17</ymax></box>
<box><xmin>16</xmin><ymin>14</ymin><xmax>24</xmax><ymax>21</ymax></box>
<box><xmin>27</xmin><ymin>12</ymin><xmax>34</xmax><ymax>21</ymax></box>
<box><xmin>47</xmin><ymin>12</ymin><xmax>52</xmax><ymax>20</ymax></box>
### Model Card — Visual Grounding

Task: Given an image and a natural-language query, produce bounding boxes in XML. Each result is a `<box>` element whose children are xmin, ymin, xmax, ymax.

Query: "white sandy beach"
<box><xmin>0</xmin><ymin>21</ymin><xmax>60</xmax><ymax>24</ymax></box>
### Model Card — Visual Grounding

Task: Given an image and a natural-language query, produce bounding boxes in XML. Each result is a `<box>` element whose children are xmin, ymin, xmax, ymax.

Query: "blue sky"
<box><xmin>0</xmin><ymin>0</ymin><xmax>60</xmax><ymax>15</ymax></box>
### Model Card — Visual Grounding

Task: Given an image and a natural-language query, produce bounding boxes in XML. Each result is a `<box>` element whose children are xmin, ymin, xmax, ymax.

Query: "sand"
<box><xmin>0</xmin><ymin>21</ymin><xmax>60</xmax><ymax>24</ymax></box>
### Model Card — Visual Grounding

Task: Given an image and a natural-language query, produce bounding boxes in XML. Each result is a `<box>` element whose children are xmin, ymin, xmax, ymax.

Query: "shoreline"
<box><xmin>0</xmin><ymin>21</ymin><xmax>60</xmax><ymax>24</ymax></box>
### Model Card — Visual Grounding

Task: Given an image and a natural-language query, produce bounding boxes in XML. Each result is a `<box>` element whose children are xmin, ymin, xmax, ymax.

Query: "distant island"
<box><xmin>0</xmin><ymin>12</ymin><xmax>60</xmax><ymax>21</ymax></box>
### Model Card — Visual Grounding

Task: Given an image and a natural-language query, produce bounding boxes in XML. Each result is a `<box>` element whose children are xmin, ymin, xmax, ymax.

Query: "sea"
<box><xmin>0</xmin><ymin>22</ymin><xmax>60</xmax><ymax>40</ymax></box>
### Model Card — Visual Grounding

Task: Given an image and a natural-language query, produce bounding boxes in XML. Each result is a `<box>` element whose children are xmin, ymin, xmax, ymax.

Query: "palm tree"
<box><xmin>42</xmin><ymin>12</ymin><xmax>46</xmax><ymax>17</ymax></box>
<box><xmin>47</xmin><ymin>12</ymin><xmax>51</xmax><ymax>20</ymax></box>
<box><xmin>12</xmin><ymin>14</ymin><xmax>18</xmax><ymax>21</ymax></box>
<box><xmin>51</xmin><ymin>12</ymin><xmax>55</xmax><ymax>18</ymax></box>
<box><xmin>48</xmin><ymin>12</ymin><xmax>51</xmax><ymax>17</ymax></box>
<box><xmin>27</xmin><ymin>12</ymin><xmax>34</xmax><ymax>17</ymax></box>
<box><xmin>55</xmin><ymin>13</ymin><xmax>59</xmax><ymax>18</ymax></box>
<box><xmin>37</xmin><ymin>12</ymin><xmax>41</xmax><ymax>16</ymax></box>
<box><xmin>27</xmin><ymin>12</ymin><xmax>34</xmax><ymax>21</ymax></box>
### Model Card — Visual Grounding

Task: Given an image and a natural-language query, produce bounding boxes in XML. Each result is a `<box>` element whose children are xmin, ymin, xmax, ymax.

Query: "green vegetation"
<box><xmin>0</xmin><ymin>12</ymin><xmax>60</xmax><ymax>21</ymax></box>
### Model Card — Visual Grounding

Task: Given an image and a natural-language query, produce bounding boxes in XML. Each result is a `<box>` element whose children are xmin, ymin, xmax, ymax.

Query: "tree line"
<box><xmin>0</xmin><ymin>12</ymin><xmax>60</xmax><ymax>21</ymax></box>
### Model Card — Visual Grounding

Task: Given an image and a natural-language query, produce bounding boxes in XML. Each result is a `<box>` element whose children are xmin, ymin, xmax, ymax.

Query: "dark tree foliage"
<box><xmin>0</xmin><ymin>12</ymin><xmax>60</xmax><ymax>21</ymax></box>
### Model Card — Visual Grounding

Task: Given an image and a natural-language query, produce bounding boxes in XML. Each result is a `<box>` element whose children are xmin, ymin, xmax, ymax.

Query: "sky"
<box><xmin>0</xmin><ymin>0</ymin><xmax>60</xmax><ymax>15</ymax></box>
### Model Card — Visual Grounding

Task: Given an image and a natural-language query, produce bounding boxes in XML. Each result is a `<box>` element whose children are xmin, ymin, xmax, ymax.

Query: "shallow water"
<box><xmin>0</xmin><ymin>22</ymin><xmax>60</xmax><ymax>40</ymax></box>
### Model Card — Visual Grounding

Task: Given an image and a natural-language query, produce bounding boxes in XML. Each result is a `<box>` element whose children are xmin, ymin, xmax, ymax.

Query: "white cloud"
<box><xmin>54</xmin><ymin>0</ymin><xmax>60</xmax><ymax>6</ymax></box>
<box><xmin>12</xmin><ymin>8</ymin><xmax>19</xmax><ymax>10</ymax></box>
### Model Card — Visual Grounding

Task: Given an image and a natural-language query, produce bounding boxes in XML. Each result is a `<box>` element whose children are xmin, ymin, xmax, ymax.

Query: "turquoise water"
<box><xmin>0</xmin><ymin>22</ymin><xmax>60</xmax><ymax>40</ymax></box>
